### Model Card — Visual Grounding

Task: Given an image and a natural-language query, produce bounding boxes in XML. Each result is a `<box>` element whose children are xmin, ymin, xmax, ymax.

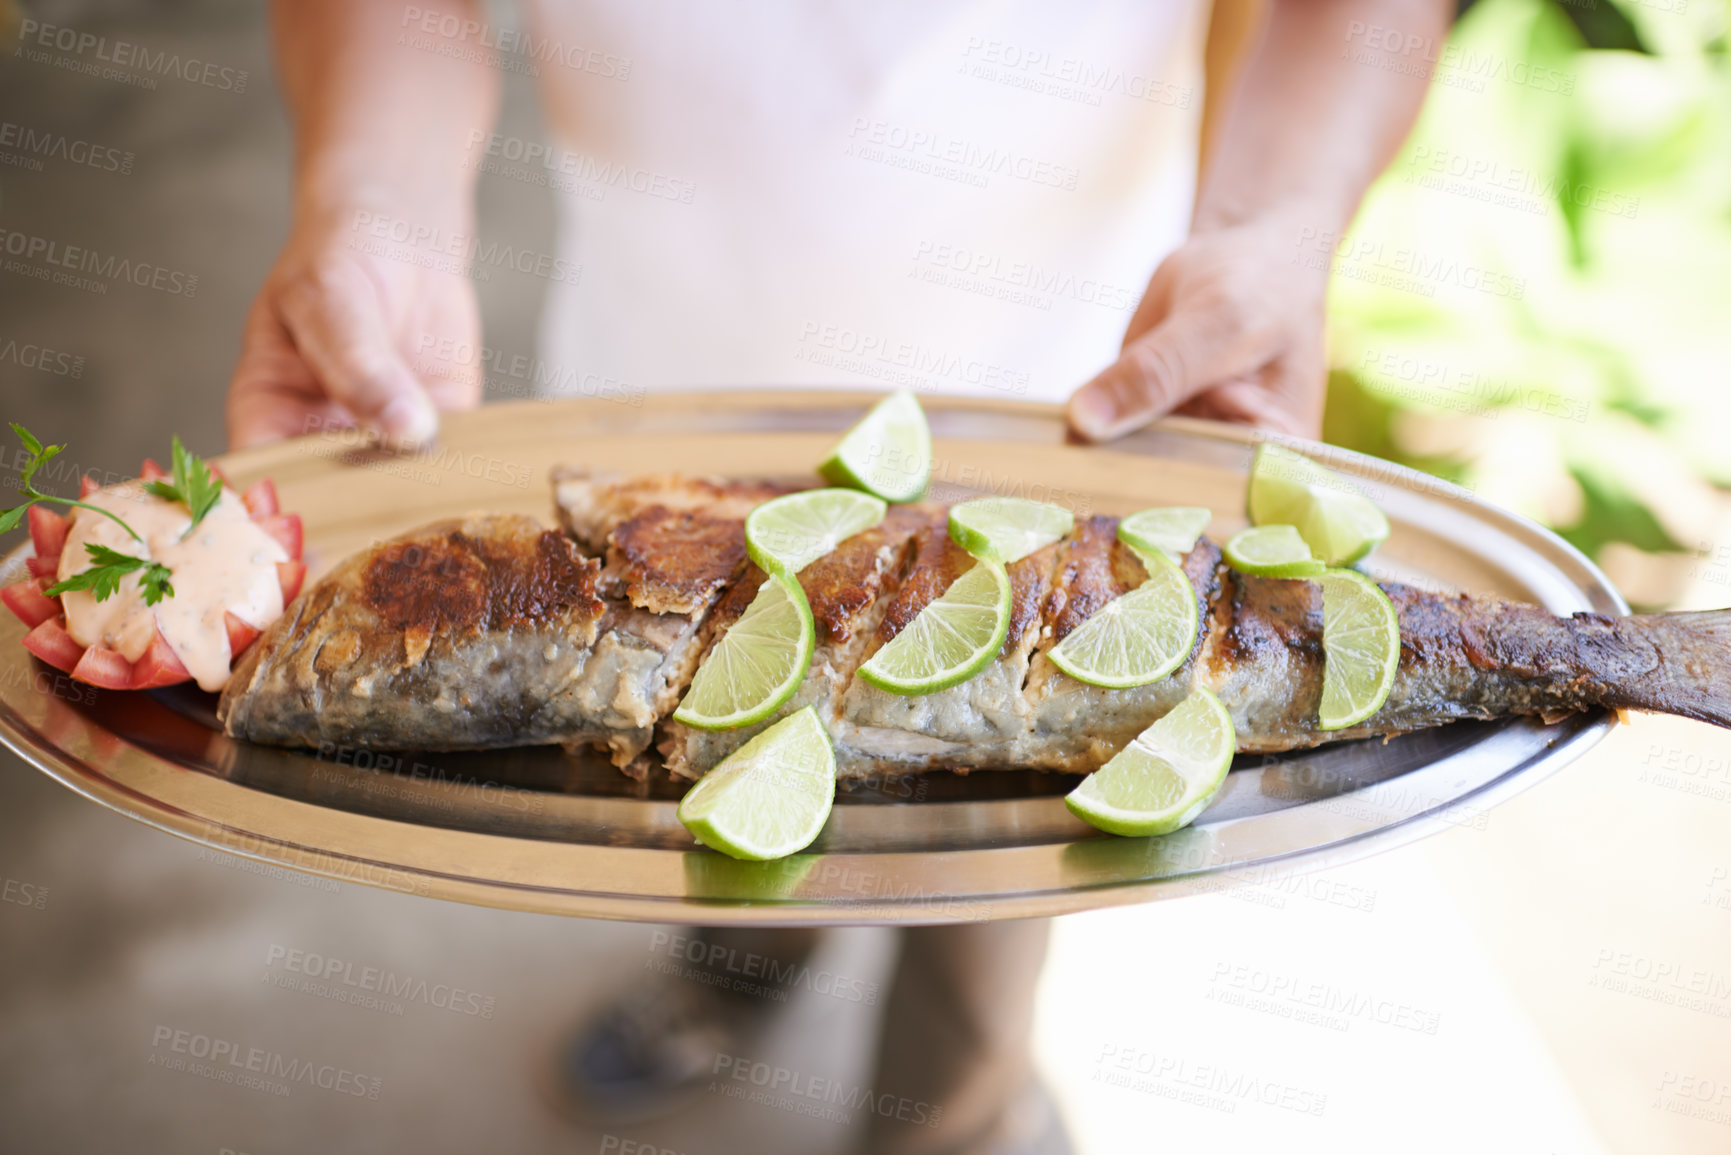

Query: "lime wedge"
<box><xmin>1247</xmin><ymin>443</ymin><xmax>1390</xmax><ymax>565</ymax></box>
<box><xmin>948</xmin><ymin>497</ymin><xmax>1074</xmax><ymax>564</ymax></box>
<box><xmin>1047</xmin><ymin>550</ymin><xmax>1198</xmax><ymax>689</ymax></box>
<box><xmin>1223</xmin><ymin>525</ymin><xmax>1327</xmax><ymax>578</ymax></box>
<box><xmin>1065</xmin><ymin>688</ymin><xmax>1236</xmax><ymax>837</ymax></box>
<box><xmin>677</xmin><ymin>706</ymin><xmax>836</xmax><ymax>860</ymax></box>
<box><xmin>857</xmin><ymin>559</ymin><xmax>1011</xmax><ymax>695</ymax></box>
<box><xmin>1316</xmin><ymin>569</ymin><xmax>1401</xmax><ymax>731</ymax></box>
<box><xmin>746</xmin><ymin>489</ymin><xmax>886</xmax><ymax>576</ymax></box>
<box><xmin>1117</xmin><ymin>507</ymin><xmax>1211</xmax><ymax>562</ymax></box>
<box><xmin>674</xmin><ymin>571</ymin><xmax>815</xmax><ymax>730</ymax></box>
<box><xmin>818</xmin><ymin>390</ymin><xmax>932</xmax><ymax>503</ymax></box>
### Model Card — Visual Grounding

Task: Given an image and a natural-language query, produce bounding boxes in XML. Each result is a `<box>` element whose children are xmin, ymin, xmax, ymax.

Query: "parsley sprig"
<box><xmin>143</xmin><ymin>435</ymin><xmax>223</xmax><ymax>535</ymax></box>
<box><xmin>1</xmin><ymin>423</ymin><xmax>179</xmax><ymax>605</ymax></box>
<box><xmin>47</xmin><ymin>543</ymin><xmax>175</xmax><ymax>606</ymax></box>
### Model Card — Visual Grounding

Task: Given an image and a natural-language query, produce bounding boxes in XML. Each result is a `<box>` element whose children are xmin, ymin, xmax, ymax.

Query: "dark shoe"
<box><xmin>538</xmin><ymin>971</ymin><xmax>761</xmax><ymax>1127</ymax></box>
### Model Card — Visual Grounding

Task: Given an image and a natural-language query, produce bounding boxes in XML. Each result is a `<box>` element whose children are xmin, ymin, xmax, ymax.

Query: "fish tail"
<box><xmin>1597</xmin><ymin>609</ymin><xmax>1731</xmax><ymax>729</ymax></box>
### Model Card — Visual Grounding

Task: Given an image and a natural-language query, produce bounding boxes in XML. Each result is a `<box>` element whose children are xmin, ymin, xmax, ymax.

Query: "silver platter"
<box><xmin>0</xmin><ymin>392</ymin><xmax>1622</xmax><ymax>923</ymax></box>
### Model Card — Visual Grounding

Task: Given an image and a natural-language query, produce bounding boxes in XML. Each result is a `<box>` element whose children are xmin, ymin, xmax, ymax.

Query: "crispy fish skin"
<box><xmin>1211</xmin><ymin>575</ymin><xmax>1731</xmax><ymax>751</ymax></box>
<box><xmin>219</xmin><ymin>515</ymin><xmax>614</xmax><ymax>751</ymax></box>
<box><xmin>227</xmin><ymin>475</ymin><xmax>1731</xmax><ymax>775</ymax></box>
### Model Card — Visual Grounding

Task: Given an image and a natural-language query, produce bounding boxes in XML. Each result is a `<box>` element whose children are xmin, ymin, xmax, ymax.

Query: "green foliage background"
<box><xmin>1323</xmin><ymin>0</ymin><xmax>1730</xmax><ymax>604</ymax></box>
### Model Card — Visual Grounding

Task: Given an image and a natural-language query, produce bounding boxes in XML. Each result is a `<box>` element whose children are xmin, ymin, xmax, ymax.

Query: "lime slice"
<box><xmin>857</xmin><ymin>559</ymin><xmax>1011</xmax><ymax>695</ymax></box>
<box><xmin>1223</xmin><ymin>525</ymin><xmax>1328</xmax><ymax>578</ymax></box>
<box><xmin>1247</xmin><ymin>443</ymin><xmax>1390</xmax><ymax>565</ymax></box>
<box><xmin>745</xmin><ymin>489</ymin><xmax>886</xmax><ymax>576</ymax></box>
<box><xmin>817</xmin><ymin>390</ymin><xmax>932</xmax><ymax>503</ymax></box>
<box><xmin>677</xmin><ymin>706</ymin><xmax>836</xmax><ymax>860</ymax></box>
<box><xmin>1065</xmin><ymin>688</ymin><xmax>1236</xmax><ymax>837</ymax></box>
<box><xmin>1117</xmin><ymin>507</ymin><xmax>1211</xmax><ymax>562</ymax></box>
<box><xmin>948</xmin><ymin>497</ymin><xmax>1074</xmax><ymax>564</ymax></box>
<box><xmin>1316</xmin><ymin>569</ymin><xmax>1400</xmax><ymax>731</ymax></box>
<box><xmin>1047</xmin><ymin>550</ymin><xmax>1198</xmax><ymax>689</ymax></box>
<box><xmin>674</xmin><ymin>571</ymin><xmax>815</xmax><ymax>730</ymax></box>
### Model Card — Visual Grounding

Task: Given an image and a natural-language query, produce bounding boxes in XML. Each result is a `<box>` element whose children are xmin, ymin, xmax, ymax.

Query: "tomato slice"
<box><xmin>131</xmin><ymin>631</ymin><xmax>192</xmax><ymax>689</ymax></box>
<box><xmin>2</xmin><ymin>579</ymin><xmax>61</xmax><ymax>629</ymax></box>
<box><xmin>80</xmin><ymin>474</ymin><xmax>100</xmax><ymax>499</ymax></box>
<box><xmin>259</xmin><ymin>513</ymin><xmax>303</xmax><ymax>560</ymax></box>
<box><xmin>28</xmin><ymin>505</ymin><xmax>69</xmax><ymax>558</ymax></box>
<box><xmin>241</xmin><ymin>477</ymin><xmax>280</xmax><ymax>518</ymax></box>
<box><xmin>26</xmin><ymin>555</ymin><xmax>60</xmax><ymax>579</ymax></box>
<box><xmin>224</xmin><ymin>611</ymin><xmax>262</xmax><ymax>657</ymax></box>
<box><xmin>72</xmin><ymin>644</ymin><xmax>135</xmax><ymax>689</ymax></box>
<box><xmin>140</xmin><ymin>457</ymin><xmax>167</xmax><ymax>482</ymax></box>
<box><xmin>276</xmin><ymin>560</ymin><xmax>307</xmax><ymax>604</ymax></box>
<box><xmin>21</xmin><ymin>618</ymin><xmax>84</xmax><ymax>673</ymax></box>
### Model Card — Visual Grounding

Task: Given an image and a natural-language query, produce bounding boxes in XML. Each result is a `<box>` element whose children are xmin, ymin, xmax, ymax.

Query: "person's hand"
<box><xmin>226</xmin><ymin>207</ymin><xmax>481</xmax><ymax>451</ymax></box>
<box><xmin>1066</xmin><ymin>210</ymin><xmax>1329</xmax><ymax>442</ymax></box>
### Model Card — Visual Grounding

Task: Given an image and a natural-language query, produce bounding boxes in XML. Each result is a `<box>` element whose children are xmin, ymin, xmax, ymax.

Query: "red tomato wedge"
<box><xmin>258</xmin><ymin>513</ymin><xmax>303</xmax><ymax>560</ymax></box>
<box><xmin>224</xmin><ymin>611</ymin><xmax>262</xmax><ymax>656</ymax></box>
<box><xmin>139</xmin><ymin>458</ymin><xmax>167</xmax><ymax>481</ymax></box>
<box><xmin>131</xmin><ymin>631</ymin><xmax>192</xmax><ymax>689</ymax></box>
<box><xmin>2</xmin><ymin>579</ymin><xmax>61</xmax><ymax>629</ymax></box>
<box><xmin>21</xmin><ymin>618</ymin><xmax>84</xmax><ymax>673</ymax></box>
<box><xmin>241</xmin><ymin>477</ymin><xmax>279</xmax><ymax>518</ymax></box>
<box><xmin>276</xmin><ymin>561</ymin><xmax>307</xmax><ymax>604</ymax></box>
<box><xmin>72</xmin><ymin>644</ymin><xmax>134</xmax><ymax>689</ymax></box>
<box><xmin>26</xmin><ymin>555</ymin><xmax>59</xmax><ymax>579</ymax></box>
<box><xmin>28</xmin><ymin>506</ymin><xmax>69</xmax><ymax>558</ymax></box>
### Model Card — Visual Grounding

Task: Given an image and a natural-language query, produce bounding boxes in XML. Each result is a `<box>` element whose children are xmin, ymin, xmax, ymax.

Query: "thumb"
<box><xmin>1067</xmin><ymin>304</ymin><xmax>1256</xmax><ymax>442</ymax></box>
<box><xmin>276</xmin><ymin>261</ymin><xmax>440</xmax><ymax>449</ymax></box>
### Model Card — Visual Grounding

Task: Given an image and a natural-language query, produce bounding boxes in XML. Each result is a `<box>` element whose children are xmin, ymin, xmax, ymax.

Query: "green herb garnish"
<box><xmin>2</xmin><ymin>423</ymin><xmax>180</xmax><ymax>605</ymax></box>
<box><xmin>46</xmin><ymin>543</ymin><xmax>175</xmax><ymax>606</ymax></box>
<box><xmin>143</xmin><ymin>434</ymin><xmax>223</xmax><ymax>534</ymax></box>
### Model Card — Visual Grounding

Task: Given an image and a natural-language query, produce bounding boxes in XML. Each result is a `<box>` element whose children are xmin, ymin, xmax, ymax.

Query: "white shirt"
<box><xmin>524</xmin><ymin>0</ymin><xmax>1207</xmax><ymax>404</ymax></box>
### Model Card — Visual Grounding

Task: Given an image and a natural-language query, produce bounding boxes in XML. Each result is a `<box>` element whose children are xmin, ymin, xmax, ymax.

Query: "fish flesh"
<box><xmin>218</xmin><ymin>473</ymin><xmax>1731</xmax><ymax>778</ymax></box>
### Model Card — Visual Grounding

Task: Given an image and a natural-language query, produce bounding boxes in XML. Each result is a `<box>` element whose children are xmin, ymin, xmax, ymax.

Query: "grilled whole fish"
<box><xmin>218</xmin><ymin>473</ymin><xmax>1731</xmax><ymax>778</ymax></box>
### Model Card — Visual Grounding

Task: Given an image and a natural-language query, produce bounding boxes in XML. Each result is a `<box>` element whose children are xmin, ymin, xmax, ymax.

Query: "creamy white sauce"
<box><xmin>58</xmin><ymin>481</ymin><xmax>288</xmax><ymax>692</ymax></box>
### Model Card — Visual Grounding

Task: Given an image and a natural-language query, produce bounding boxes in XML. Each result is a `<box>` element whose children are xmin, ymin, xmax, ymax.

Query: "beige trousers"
<box><xmin>697</xmin><ymin>920</ymin><xmax>1053</xmax><ymax>1155</ymax></box>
